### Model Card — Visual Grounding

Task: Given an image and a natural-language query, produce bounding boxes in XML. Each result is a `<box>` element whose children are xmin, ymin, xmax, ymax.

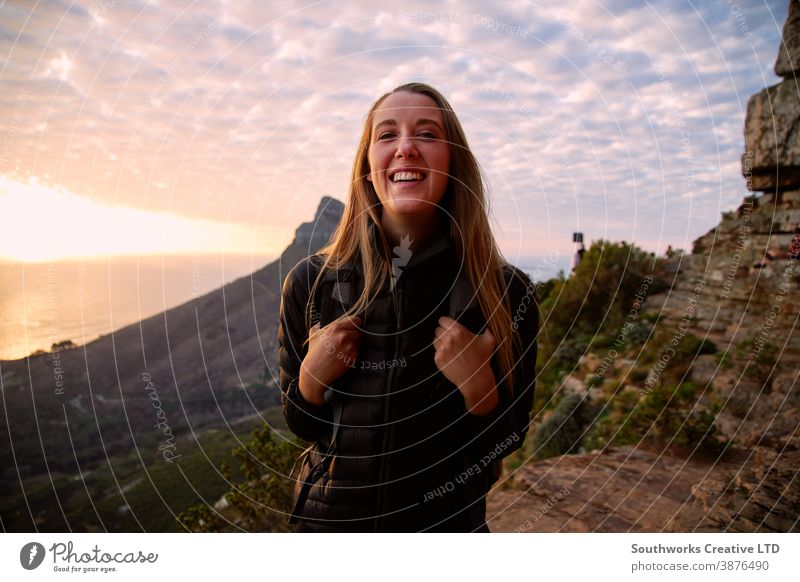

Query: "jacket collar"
<box><xmin>367</xmin><ymin>214</ymin><xmax>452</xmax><ymax>272</ymax></box>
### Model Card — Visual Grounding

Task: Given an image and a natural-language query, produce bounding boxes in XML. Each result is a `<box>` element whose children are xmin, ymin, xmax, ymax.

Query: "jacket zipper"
<box><xmin>374</xmin><ymin>285</ymin><xmax>403</xmax><ymax>532</ymax></box>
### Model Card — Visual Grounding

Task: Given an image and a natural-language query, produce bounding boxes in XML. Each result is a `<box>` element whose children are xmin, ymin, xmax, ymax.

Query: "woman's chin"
<box><xmin>383</xmin><ymin>192</ymin><xmax>442</xmax><ymax>214</ymax></box>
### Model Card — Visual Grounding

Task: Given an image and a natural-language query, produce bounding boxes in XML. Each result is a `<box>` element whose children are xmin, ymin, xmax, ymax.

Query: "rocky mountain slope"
<box><xmin>485</xmin><ymin>3</ymin><xmax>800</xmax><ymax>532</ymax></box>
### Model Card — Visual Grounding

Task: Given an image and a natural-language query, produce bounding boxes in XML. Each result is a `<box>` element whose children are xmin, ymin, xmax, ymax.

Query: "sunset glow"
<box><xmin>0</xmin><ymin>176</ymin><xmax>284</xmax><ymax>262</ymax></box>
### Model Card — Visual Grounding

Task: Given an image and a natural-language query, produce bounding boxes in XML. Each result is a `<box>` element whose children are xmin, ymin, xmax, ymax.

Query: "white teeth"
<box><xmin>392</xmin><ymin>171</ymin><xmax>424</xmax><ymax>182</ymax></box>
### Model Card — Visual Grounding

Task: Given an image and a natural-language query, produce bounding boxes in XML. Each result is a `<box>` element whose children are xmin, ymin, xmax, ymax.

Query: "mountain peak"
<box><xmin>281</xmin><ymin>196</ymin><xmax>345</xmax><ymax>265</ymax></box>
<box><xmin>314</xmin><ymin>195</ymin><xmax>345</xmax><ymax>222</ymax></box>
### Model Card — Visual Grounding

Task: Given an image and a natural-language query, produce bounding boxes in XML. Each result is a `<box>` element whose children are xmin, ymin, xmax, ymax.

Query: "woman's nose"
<box><xmin>394</xmin><ymin>136</ymin><xmax>418</xmax><ymax>158</ymax></box>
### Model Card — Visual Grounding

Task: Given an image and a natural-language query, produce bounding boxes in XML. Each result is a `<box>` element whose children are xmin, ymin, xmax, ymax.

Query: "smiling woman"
<box><xmin>366</xmin><ymin>91</ymin><xmax>452</xmax><ymax>252</ymax></box>
<box><xmin>278</xmin><ymin>82</ymin><xmax>540</xmax><ymax>533</ymax></box>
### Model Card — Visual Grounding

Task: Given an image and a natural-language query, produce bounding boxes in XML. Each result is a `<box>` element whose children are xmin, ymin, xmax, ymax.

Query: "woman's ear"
<box><xmin>366</xmin><ymin>172</ymin><xmax>372</xmax><ymax>182</ymax></box>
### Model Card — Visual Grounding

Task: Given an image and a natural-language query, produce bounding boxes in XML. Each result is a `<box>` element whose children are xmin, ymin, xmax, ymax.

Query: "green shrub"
<box><xmin>746</xmin><ymin>341</ymin><xmax>779</xmax><ymax>386</ymax></box>
<box><xmin>654</xmin><ymin>333</ymin><xmax>718</xmax><ymax>385</ymax></box>
<box><xmin>586</xmin><ymin>382</ymin><xmax>726</xmax><ymax>454</ymax></box>
<box><xmin>177</xmin><ymin>425</ymin><xmax>298</xmax><ymax>532</ymax></box>
<box><xmin>532</xmin><ymin>392</ymin><xmax>599</xmax><ymax>460</ymax></box>
<box><xmin>627</xmin><ymin>321</ymin><xmax>654</xmax><ymax>346</ymax></box>
<box><xmin>585</xmin><ymin>374</ymin><xmax>604</xmax><ymax>389</ymax></box>
<box><xmin>628</xmin><ymin>366</ymin><xmax>649</xmax><ymax>383</ymax></box>
<box><xmin>715</xmin><ymin>351</ymin><xmax>733</xmax><ymax>371</ymax></box>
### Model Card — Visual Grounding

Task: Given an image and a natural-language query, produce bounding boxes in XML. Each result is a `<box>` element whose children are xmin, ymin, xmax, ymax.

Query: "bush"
<box><xmin>746</xmin><ymin>340</ymin><xmax>779</xmax><ymax>387</ymax></box>
<box><xmin>627</xmin><ymin>321</ymin><xmax>654</xmax><ymax>346</ymax></box>
<box><xmin>537</xmin><ymin>241</ymin><xmax>662</xmax><ymax>386</ymax></box>
<box><xmin>628</xmin><ymin>366</ymin><xmax>649</xmax><ymax>383</ymax></box>
<box><xmin>532</xmin><ymin>392</ymin><xmax>599</xmax><ymax>460</ymax></box>
<box><xmin>652</xmin><ymin>332</ymin><xmax>718</xmax><ymax>385</ymax></box>
<box><xmin>177</xmin><ymin>425</ymin><xmax>298</xmax><ymax>532</ymax></box>
<box><xmin>586</xmin><ymin>382</ymin><xmax>727</xmax><ymax>454</ymax></box>
<box><xmin>585</xmin><ymin>374</ymin><xmax>604</xmax><ymax>389</ymax></box>
<box><xmin>715</xmin><ymin>351</ymin><xmax>733</xmax><ymax>370</ymax></box>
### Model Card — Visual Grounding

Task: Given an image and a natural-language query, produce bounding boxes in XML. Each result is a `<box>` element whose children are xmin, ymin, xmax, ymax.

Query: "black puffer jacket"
<box><xmin>278</xmin><ymin>222</ymin><xmax>538</xmax><ymax>532</ymax></box>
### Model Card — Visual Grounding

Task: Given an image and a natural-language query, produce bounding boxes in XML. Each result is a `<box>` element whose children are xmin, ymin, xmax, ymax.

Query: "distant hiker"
<box><xmin>570</xmin><ymin>242</ymin><xmax>585</xmax><ymax>274</ymax></box>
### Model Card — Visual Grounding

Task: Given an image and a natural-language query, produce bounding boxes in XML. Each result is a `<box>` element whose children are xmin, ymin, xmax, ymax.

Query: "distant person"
<box><xmin>570</xmin><ymin>242</ymin><xmax>585</xmax><ymax>274</ymax></box>
<box><xmin>665</xmin><ymin>245</ymin><xmax>675</xmax><ymax>259</ymax></box>
<box><xmin>278</xmin><ymin>83</ymin><xmax>538</xmax><ymax>532</ymax></box>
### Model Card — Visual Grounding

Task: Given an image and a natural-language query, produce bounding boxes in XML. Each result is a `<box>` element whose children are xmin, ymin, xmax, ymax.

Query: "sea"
<box><xmin>0</xmin><ymin>254</ymin><xmax>564</xmax><ymax>361</ymax></box>
<box><xmin>0</xmin><ymin>254</ymin><xmax>275</xmax><ymax>361</ymax></box>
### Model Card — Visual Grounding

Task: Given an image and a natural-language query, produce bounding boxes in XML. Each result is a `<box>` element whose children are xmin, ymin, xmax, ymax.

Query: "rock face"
<box><xmin>486</xmin><ymin>4</ymin><xmax>800</xmax><ymax>533</ymax></box>
<box><xmin>643</xmin><ymin>2</ymin><xmax>800</xmax><ymax>453</ymax></box>
<box><xmin>487</xmin><ymin>446</ymin><xmax>800</xmax><ymax>532</ymax></box>
<box><xmin>743</xmin><ymin>0</ymin><xmax>800</xmax><ymax>191</ymax></box>
<box><xmin>775</xmin><ymin>0</ymin><xmax>800</xmax><ymax>77</ymax></box>
<box><xmin>743</xmin><ymin>83</ymin><xmax>800</xmax><ymax>191</ymax></box>
<box><xmin>280</xmin><ymin>196</ymin><xmax>344</xmax><ymax>276</ymax></box>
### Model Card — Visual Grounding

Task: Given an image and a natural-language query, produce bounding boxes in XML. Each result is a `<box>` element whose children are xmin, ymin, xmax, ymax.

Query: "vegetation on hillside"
<box><xmin>498</xmin><ymin>240</ymin><xmax>730</xmax><ymax>485</ymax></box>
<box><xmin>178</xmin><ymin>425</ymin><xmax>297</xmax><ymax>532</ymax></box>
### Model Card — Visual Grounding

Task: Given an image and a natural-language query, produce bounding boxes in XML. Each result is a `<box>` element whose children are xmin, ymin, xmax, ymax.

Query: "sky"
<box><xmin>0</xmin><ymin>0</ymin><xmax>790</xmax><ymax>265</ymax></box>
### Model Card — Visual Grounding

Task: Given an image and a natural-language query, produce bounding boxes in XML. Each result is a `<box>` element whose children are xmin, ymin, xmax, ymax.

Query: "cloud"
<box><xmin>0</xmin><ymin>0</ymin><xmax>788</xmax><ymax>260</ymax></box>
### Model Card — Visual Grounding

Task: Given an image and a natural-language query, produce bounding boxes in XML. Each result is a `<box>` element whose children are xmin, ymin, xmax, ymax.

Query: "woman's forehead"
<box><xmin>372</xmin><ymin>91</ymin><xmax>443</xmax><ymax>123</ymax></box>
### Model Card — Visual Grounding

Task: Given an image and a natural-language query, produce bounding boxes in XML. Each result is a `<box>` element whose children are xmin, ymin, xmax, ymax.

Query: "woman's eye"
<box><xmin>418</xmin><ymin>132</ymin><xmax>436</xmax><ymax>139</ymax></box>
<box><xmin>377</xmin><ymin>132</ymin><xmax>395</xmax><ymax>140</ymax></box>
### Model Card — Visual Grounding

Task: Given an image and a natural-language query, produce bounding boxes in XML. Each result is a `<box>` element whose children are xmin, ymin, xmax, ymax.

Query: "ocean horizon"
<box><xmin>0</xmin><ymin>254</ymin><xmax>276</xmax><ymax>361</ymax></box>
<box><xmin>0</xmin><ymin>254</ymin><xmax>565</xmax><ymax>361</ymax></box>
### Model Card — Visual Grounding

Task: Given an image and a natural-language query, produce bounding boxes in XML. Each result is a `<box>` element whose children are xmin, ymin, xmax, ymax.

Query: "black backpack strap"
<box><xmin>289</xmin><ymin>260</ymin><xmax>354</xmax><ymax>526</ymax></box>
<box><xmin>449</xmin><ymin>268</ymin><xmax>476</xmax><ymax>319</ymax></box>
<box><xmin>288</xmin><ymin>402</ymin><xmax>343</xmax><ymax>524</ymax></box>
<box><xmin>450</xmin><ymin>269</ymin><xmax>505</xmax><ymax>493</ymax></box>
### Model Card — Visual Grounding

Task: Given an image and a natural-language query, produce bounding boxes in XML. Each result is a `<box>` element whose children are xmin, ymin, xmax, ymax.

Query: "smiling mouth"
<box><xmin>391</xmin><ymin>171</ymin><xmax>426</xmax><ymax>183</ymax></box>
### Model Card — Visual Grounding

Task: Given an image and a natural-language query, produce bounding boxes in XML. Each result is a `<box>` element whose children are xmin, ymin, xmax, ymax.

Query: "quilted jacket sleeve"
<box><xmin>278</xmin><ymin>256</ymin><xmax>334</xmax><ymax>442</ymax></box>
<box><xmin>462</xmin><ymin>266</ymin><xmax>538</xmax><ymax>465</ymax></box>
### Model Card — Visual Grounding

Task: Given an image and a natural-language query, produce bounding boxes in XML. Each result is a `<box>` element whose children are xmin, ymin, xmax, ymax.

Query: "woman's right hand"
<box><xmin>298</xmin><ymin>315</ymin><xmax>363</xmax><ymax>405</ymax></box>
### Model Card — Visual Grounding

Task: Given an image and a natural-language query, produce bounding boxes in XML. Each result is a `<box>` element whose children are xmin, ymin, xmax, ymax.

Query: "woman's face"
<box><xmin>367</xmin><ymin>91</ymin><xmax>451</xmax><ymax>219</ymax></box>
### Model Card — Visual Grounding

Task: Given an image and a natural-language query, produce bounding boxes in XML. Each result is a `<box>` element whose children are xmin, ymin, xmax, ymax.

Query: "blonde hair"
<box><xmin>307</xmin><ymin>82</ymin><xmax>525</xmax><ymax>398</ymax></box>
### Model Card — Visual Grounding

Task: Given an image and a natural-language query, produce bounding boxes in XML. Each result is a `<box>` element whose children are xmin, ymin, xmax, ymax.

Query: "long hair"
<box><xmin>307</xmin><ymin>82</ymin><xmax>526</xmax><ymax>398</ymax></box>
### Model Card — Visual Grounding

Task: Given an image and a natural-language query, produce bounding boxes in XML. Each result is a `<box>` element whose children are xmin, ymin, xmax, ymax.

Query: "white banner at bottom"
<box><xmin>1</xmin><ymin>533</ymin><xmax>795</xmax><ymax>581</ymax></box>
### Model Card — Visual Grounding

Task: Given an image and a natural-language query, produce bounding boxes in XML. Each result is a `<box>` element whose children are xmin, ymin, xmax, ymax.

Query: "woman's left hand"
<box><xmin>432</xmin><ymin>316</ymin><xmax>499</xmax><ymax>415</ymax></box>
